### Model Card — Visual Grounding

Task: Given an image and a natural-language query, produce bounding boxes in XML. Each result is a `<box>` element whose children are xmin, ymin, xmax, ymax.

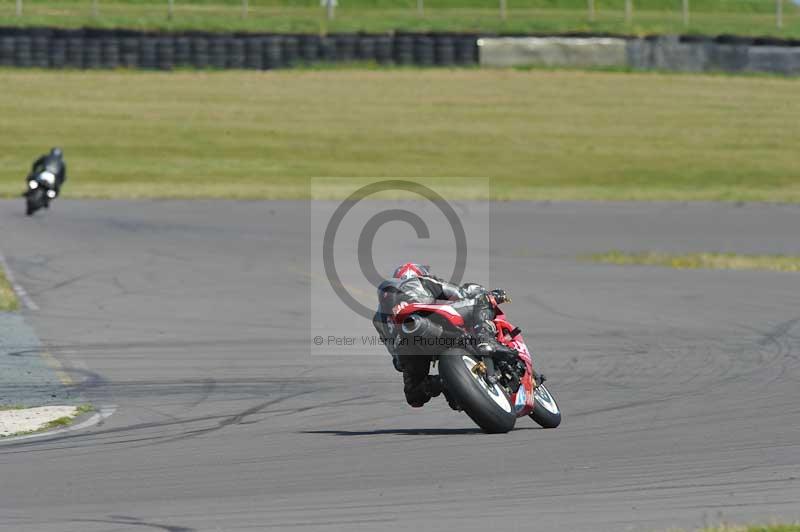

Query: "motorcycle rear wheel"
<box><xmin>439</xmin><ymin>349</ymin><xmax>516</xmax><ymax>434</ymax></box>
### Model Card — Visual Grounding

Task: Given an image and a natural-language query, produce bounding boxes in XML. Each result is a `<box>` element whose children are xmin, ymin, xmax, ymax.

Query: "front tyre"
<box><xmin>529</xmin><ymin>383</ymin><xmax>561</xmax><ymax>428</ymax></box>
<box><xmin>25</xmin><ymin>189</ymin><xmax>44</xmax><ymax>216</ymax></box>
<box><xmin>438</xmin><ymin>349</ymin><xmax>516</xmax><ymax>434</ymax></box>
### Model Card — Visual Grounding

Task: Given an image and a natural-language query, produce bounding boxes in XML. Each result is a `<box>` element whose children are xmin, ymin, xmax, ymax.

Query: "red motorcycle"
<box><xmin>393</xmin><ymin>297</ymin><xmax>561</xmax><ymax>433</ymax></box>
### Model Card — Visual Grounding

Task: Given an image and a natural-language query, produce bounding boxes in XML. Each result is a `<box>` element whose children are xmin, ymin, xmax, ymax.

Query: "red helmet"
<box><xmin>392</xmin><ymin>263</ymin><xmax>431</xmax><ymax>280</ymax></box>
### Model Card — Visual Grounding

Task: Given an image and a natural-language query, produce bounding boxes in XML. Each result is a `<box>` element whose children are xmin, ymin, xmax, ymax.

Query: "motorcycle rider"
<box><xmin>373</xmin><ymin>263</ymin><xmax>516</xmax><ymax>408</ymax></box>
<box><xmin>29</xmin><ymin>147</ymin><xmax>67</xmax><ymax>198</ymax></box>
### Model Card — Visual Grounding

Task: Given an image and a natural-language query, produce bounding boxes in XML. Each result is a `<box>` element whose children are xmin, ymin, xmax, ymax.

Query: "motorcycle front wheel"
<box><xmin>25</xmin><ymin>189</ymin><xmax>44</xmax><ymax>216</ymax></box>
<box><xmin>439</xmin><ymin>349</ymin><xmax>516</xmax><ymax>434</ymax></box>
<box><xmin>529</xmin><ymin>383</ymin><xmax>561</xmax><ymax>428</ymax></box>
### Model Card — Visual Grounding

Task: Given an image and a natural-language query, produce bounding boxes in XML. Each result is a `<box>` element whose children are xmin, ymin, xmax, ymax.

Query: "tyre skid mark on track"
<box><xmin>34</xmin><ymin>336</ymin><xmax>301</xmax><ymax>353</ymax></box>
<box><xmin>28</xmin><ymin>270</ymin><xmax>98</xmax><ymax>296</ymax></box>
<box><xmin>205</xmin><ymin>477</ymin><xmax>798</xmax><ymax>520</ymax></box>
<box><xmin>251</xmin><ymin>517</ymin><xmax>397</xmax><ymax>529</ymax></box>
<box><xmin>264</xmin><ymin>393</ymin><xmax>378</xmax><ymax>418</ymax></box>
<box><xmin>69</xmin><ymin>516</ymin><xmax>194</xmax><ymax>532</ymax></box>
<box><xmin>524</xmin><ymin>293</ymin><xmax>637</xmax><ymax>331</ymax></box>
<box><xmin>186</xmin><ymin>377</ymin><xmax>216</xmax><ymax>410</ymax></box>
<box><xmin>543</xmin><ymin>473</ymin><xmax>798</xmax><ymax>500</ymax></box>
<box><xmin>0</xmin><ymin>396</ymin><xmax>313</xmax><ymax>453</ymax></box>
<box><xmin>566</xmin><ymin>322</ymin><xmax>799</xmax><ymax>418</ymax></box>
<box><xmin>757</xmin><ymin>318</ymin><xmax>799</xmax><ymax>347</ymax></box>
<box><xmin>730</xmin><ymin>322</ymin><xmax>799</xmax><ymax>388</ymax></box>
<box><xmin>754</xmin><ymin>319</ymin><xmax>800</xmax><ymax>386</ymax></box>
<box><xmin>98</xmin><ymin>391</ymin><xmax>315</xmax><ymax>449</ymax></box>
<box><xmin>124</xmin><ymin>390</ymin><xmax>379</xmax><ymax>450</ymax></box>
<box><xmin>567</xmin><ymin>394</ymin><xmax>674</xmax><ymax>418</ymax></box>
<box><xmin>669</xmin><ymin>498</ymin><xmax>800</xmax><ymax>510</ymax></box>
<box><xmin>32</xmin><ymin>382</ymin><xmax>368</xmax><ymax>451</ymax></box>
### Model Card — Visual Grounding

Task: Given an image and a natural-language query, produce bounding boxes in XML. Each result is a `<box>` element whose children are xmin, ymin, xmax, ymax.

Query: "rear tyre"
<box><xmin>529</xmin><ymin>383</ymin><xmax>561</xmax><ymax>428</ymax></box>
<box><xmin>438</xmin><ymin>349</ymin><xmax>516</xmax><ymax>434</ymax></box>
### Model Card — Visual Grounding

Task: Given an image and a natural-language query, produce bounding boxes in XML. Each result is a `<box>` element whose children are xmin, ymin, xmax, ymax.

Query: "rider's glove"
<box><xmin>392</xmin><ymin>301</ymin><xmax>409</xmax><ymax>316</ymax></box>
<box><xmin>461</xmin><ymin>283</ymin><xmax>485</xmax><ymax>299</ymax></box>
<box><xmin>490</xmin><ymin>289</ymin><xmax>511</xmax><ymax>304</ymax></box>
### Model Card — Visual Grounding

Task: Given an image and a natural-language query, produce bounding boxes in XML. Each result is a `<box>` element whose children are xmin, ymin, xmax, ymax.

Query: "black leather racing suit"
<box><xmin>373</xmin><ymin>276</ymin><xmax>499</xmax><ymax>407</ymax></box>
<box><xmin>30</xmin><ymin>155</ymin><xmax>67</xmax><ymax>194</ymax></box>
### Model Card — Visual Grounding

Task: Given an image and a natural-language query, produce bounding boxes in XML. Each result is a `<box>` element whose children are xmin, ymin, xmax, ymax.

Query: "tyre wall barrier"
<box><xmin>66</xmin><ymin>37</ymin><xmax>83</xmax><ymax>68</ymax></box>
<box><xmin>414</xmin><ymin>35</ymin><xmax>435</xmax><ymax>66</ymax></box>
<box><xmin>244</xmin><ymin>37</ymin><xmax>263</xmax><ymax>70</ymax></box>
<box><xmin>14</xmin><ymin>35</ymin><xmax>32</xmax><ymax>67</ymax></box>
<box><xmin>32</xmin><ymin>35</ymin><xmax>49</xmax><ymax>67</ymax></box>
<box><xmin>0</xmin><ymin>36</ymin><xmax>14</xmax><ymax>66</ymax></box>
<box><xmin>282</xmin><ymin>36</ymin><xmax>299</xmax><ymax>68</ymax></box>
<box><xmin>3</xmin><ymin>28</ymin><xmax>797</xmax><ymax>74</ymax></box>
<box><xmin>140</xmin><ymin>37</ymin><xmax>157</xmax><ymax>69</ymax></box>
<box><xmin>121</xmin><ymin>37</ymin><xmax>139</xmax><ymax>69</ymax></box>
<box><xmin>50</xmin><ymin>37</ymin><xmax>66</xmax><ymax>68</ymax></box>
<box><xmin>175</xmin><ymin>37</ymin><xmax>191</xmax><ymax>67</ymax></box>
<box><xmin>263</xmin><ymin>36</ymin><xmax>282</xmax><ymax>69</ymax></box>
<box><xmin>0</xmin><ymin>28</ymin><xmax>479</xmax><ymax>70</ymax></box>
<box><xmin>478</xmin><ymin>35</ymin><xmax>800</xmax><ymax>75</ymax></box>
<box><xmin>191</xmin><ymin>36</ymin><xmax>209</xmax><ymax>69</ymax></box>
<box><xmin>394</xmin><ymin>35</ymin><xmax>413</xmax><ymax>65</ymax></box>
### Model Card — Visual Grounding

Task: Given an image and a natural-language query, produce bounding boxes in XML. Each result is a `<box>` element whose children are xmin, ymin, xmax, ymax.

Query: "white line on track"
<box><xmin>0</xmin><ymin>249</ymin><xmax>39</xmax><ymax>311</ymax></box>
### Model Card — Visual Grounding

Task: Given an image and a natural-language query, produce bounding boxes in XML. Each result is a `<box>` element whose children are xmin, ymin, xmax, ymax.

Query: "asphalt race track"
<box><xmin>1</xmin><ymin>199</ymin><xmax>799</xmax><ymax>532</ymax></box>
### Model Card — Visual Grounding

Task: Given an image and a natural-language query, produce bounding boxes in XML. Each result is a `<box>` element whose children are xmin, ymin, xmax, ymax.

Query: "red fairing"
<box><xmin>494</xmin><ymin>311</ymin><xmax>536</xmax><ymax>416</ymax></box>
<box><xmin>391</xmin><ymin>302</ymin><xmax>465</xmax><ymax>328</ymax></box>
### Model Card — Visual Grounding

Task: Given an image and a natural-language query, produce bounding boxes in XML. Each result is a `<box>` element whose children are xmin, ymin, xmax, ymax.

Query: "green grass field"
<box><xmin>2</xmin><ymin>0</ymin><xmax>800</xmax><ymax>36</ymax></box>
<box><xmin>0</xmin><ymin>267</ymin><xmax>19</xmax><ymax>311</ymax></box>
<box><xmin>586</xmin><ymin>251</ymin><xmax>800</xmax><ymax>272</ymax></box>
<box><xmin>701</xmin><ymin>526</ymin><xmax>800</xmax><ymax>532</ymax></box>
<box><xmin>1</xmin><ymin>68</ymin><xmax>798</xmax><ymax>201</ymax></box>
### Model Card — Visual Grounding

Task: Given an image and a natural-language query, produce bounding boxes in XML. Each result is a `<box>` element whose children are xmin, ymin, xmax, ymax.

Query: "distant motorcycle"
<box><xmin>392</xmin><ymin>297</ymin><xmax>562</xmax><ymax>433</ymax></box>
<box><xmin>24</xmin><ymin>167</ymin><xmax>59</xmax><ymax>216</ymax></box>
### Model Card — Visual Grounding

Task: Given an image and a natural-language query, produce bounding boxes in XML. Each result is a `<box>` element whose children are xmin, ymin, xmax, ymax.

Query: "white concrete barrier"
<box><xmin>478</xmin><ymin>37</ymin><xmax>628</xmax><ymax>68</ymax></box>
<box><xmin>479</xmin><ymin>35</ymin><xmax>800</xmax><ymax>75</ymax></box>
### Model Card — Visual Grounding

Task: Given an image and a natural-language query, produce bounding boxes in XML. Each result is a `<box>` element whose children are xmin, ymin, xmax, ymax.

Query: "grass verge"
<box><xmin>0</xmin><ymin>266</ymin><xmax>19</xmax><ymax>312</ymax></box>
<box><xmin>1</xmin><ymin>1</ymin><xmax>799</xmax><ymax>37</ymax></box>
<box><xmin>585</xmin><ymin>251</ymin><xmax>800</xmax><ymax>272</ymax></box>
<box><xmin>38</xmin><ymin>405</ymin><xmax>94</xmax><ymax>433</ymax></box>
<box><xmin>700</xmin><ymin>526</ymin><xmax>800</xmax><ymax>532</ymax></box>
<box><xmin>1</xmin><ymin>69</ymin><xmax>799</xmax><ymax>202</ymax></box>
<box><xmin>43</xmin><ymin>416</ymin><xmax>74</xmax><ymax>429</ymax></box>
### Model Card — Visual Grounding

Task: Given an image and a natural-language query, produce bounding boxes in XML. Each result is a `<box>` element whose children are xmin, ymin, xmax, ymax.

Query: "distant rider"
<box><xmin>29</xmin><ymin>147</ymin><xmax>67</xmax><ymax>197</ymax></box>
<box><xmin>373</xmin><ymin>263</ymin><xmax>515</xmax><ymax>408</ymax></box>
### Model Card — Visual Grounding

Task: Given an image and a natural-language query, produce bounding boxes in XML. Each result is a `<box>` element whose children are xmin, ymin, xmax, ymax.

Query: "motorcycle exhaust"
<box><xmin>401</xmin><ymin>315</ymin><xmax>444</xmax><ymax>339</ymax></box>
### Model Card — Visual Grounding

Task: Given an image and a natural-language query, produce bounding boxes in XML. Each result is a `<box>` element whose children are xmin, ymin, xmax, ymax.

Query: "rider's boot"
<box><xmin>403</xmin><ymin>357</ymin><xmax>440</xmax><ymax>408</ymax></box>
<box><xmin>424</xmin><ymin>374</ymin><xmax>463</xmax><ymax>411</ymax></box>
<box><xmin>424</xmin><ymin>375</ymin><xmax>443</xmax><ymax>398</ymax></box>
<box><xmin>442</xmin><ymin>386</ymin><xmax>462</xmax><ymax>411</ymax></box>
